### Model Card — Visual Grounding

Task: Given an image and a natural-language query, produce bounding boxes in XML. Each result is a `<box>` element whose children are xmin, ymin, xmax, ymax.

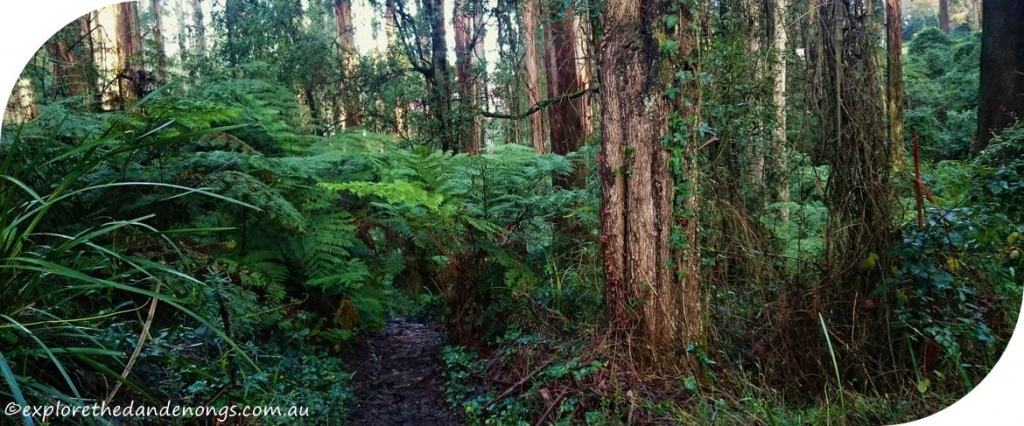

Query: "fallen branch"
<box><xmin>480</xmin><ymin>86</ymin><xmax>598</xmax><ymax>120</ymax></box>
<box><xmin>485</xmin><ymin>359</ymin><xmax>554</xmax><ymax>409</ymax></box>
<box><xmin>104</xmin><ymin>283</ymin><xmax>161</xmax><ymax>405</ymax></box>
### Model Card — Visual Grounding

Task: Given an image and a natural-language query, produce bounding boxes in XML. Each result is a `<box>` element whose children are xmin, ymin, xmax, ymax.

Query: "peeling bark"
<box><xmin>599</xmin><ymin>0</ymin><xmax>705</xmax><ymax>370</ymax></box>
<box><xmin>522</xmin><ymin>0</ymin><xmax>547</xmax><ymax>153</ymax></box>
<box><xmin>546</xmin><ymin>4</ymin><xmax>585</xmax><ymax>186</ymax></box>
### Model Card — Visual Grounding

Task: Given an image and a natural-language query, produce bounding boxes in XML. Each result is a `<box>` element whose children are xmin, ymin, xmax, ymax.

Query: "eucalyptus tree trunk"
<box><xmin>79</xmin><ymin>13</ymin><xmax>102</xmax><ymax>107</ymax></box>
<box><xmin>115</xmin><ymin>1</ymin><xmax>146</xmax><ymax>107</ymax></box>
<box><xmin>574</xmin><ymin>9</ymin><xmax>596</xmax><ymax>135</ymax></box>
<box><xmin>976</xmin><ymin>0</ymin><xmax>1024</xmax><ymax>151</ymax></box>
<box><xmin>810</xmin><ymin>0</ymin><xmax>893</xmax><ymax>343</ymax></box>
<box><xmin>454</xmin><ymin>0</ymin><xmax>482</xmax><ymax>154</ymax></box>
<box><xmin>938</xmin><ymin>0</ymin><xmax>950</xmax><ymax>33</ymax></box>
<box><xmin>770</xmin><ymin>0</ymin><xmax>790</xmax><ymax>221</ymax></box>
<box><xmin>599</xmin><ymin>0</ymin><xmax>705</xmax><ymax>371</ymax></box>
<box><xmin>46</xmin><ymin>28</ymin><xmax>79</xmax><ymax>98</ymax></box>
<box><xmin>334</xmin><ymin>0</ymin><xmax>362</xmax><ymax>128</ymax></box>
<box><xmin>545</xmin><ymin>4</ymin><xmax>585</xmax><ymax>187</ymax></box>
<box><xmin>746</xmin><ymin>0</ymin><xmax>766</xmax><ymax>193</ymax></box>
<box><xmin>174</xmin><ymin>0</ymin><xmax>188</xmax><ymax>55</ymax></box>
<box><xmin>522</xmin><ymin>0</ymin><xmax>547</xmax><ymax>153</ymax></box>
<box><xmin>3</xmin><ymin>78</ymin><xmax>38</xmax><ymax>123</ymax></box>
<box><xmin>427</xmin><ymin>0</ymin><xmax>456</xmax><ymax>151</ymax></box>
<box><xmin>192</xmin><ymin>0</ymin><xmax>206</xmax><ymax>57</ymax></box>
<box><xmin>151</xmin><ymin>0</ymin><xmax>169</xmax><ymax>83</ymax></box>
<box><xmin>886</xmin><ymin>0</ymin><xmax>904</xmax><ymax>169</ymax></box>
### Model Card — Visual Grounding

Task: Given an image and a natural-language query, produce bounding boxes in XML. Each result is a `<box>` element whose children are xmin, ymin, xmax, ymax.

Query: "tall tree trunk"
<box><xmin>151</xmin><ymin>0</ymin><xmax>169</xmax><ymax>83</ymax></box>
<box><xmin>522</xmin><ymin>0</ymin><xmax>546</xmax><ymax>153</ymax></box>
<box><xmin>334</xmin><ymin>0</ymin><xmax>362</xmax><ymax>128</ymax></box>
<box><xmin>938</xmin><ymin>0</ymin><xmax>950</xmax><ymax>33</ymax></box>
<box><xmin>810</xmin><ymin>0</ymin><xmax>893</xmax><ymax>351</ymax></box>
<box><xmin>976</xmin><ymin>0</ymin><xmax>1024</xmax><ymax>151</ymax></box>
<box><xmin>4</xmin><ymin>77</ymin><xmax>38</xmax><ymax>123</ymax></box>
<box><xmin>967</xmin><ymin>0</ymin><xmax>982</xmax><ymax>29</ymax></box>
<box><xmin>746</xmin><ymin>1</ymin><xmax>767</xmax><ymax>194</ymax></box>
<box><xmin>886</xmin><ymin>0</ymin><xmax>904</xmax><ymax>169</ymax></box>
<box><xmin>174</xmin><ymin>0</ymin><xmax>189</xmax><ymax>55</ymax></box>
<box><xmin>472</xmin><ymin>4</ymin><xmax>486</xmax><ymax>151</ymax></box>
<box><xmin>192</xmin><ymin>0</ymin><xmax>206</xmax><ymax>57</ymax></box>
<box><xmin>335</xmin><ymin>0</ymin><xmax>355</xmax><ymax>55</ymax></box>
<box><xmin>770</xmin><ymin>0</ymin><xmax>790</xmax><ymax>222</ymax></box>
<box><xmin>425</xmin><ymin>0</ymin><xmax>456</xmax><ymax>151</ymax></box>
<box><xmin>115</xmin><ymin>1</ymin><xmax>145</xmax><ymax>107</ymax></box>
<box><xmin>546</xmin><ymin>4</ymin><xmax>585</xmax><ymax>187</ymax></box>
<box><xmin>79</xmin><ymin>13</ymin><xmax>103</xmax><ymax>107</ymax></box>
<box><xmin>574</xmin><ymin>10</ymin><xmax>596</xmax><ymax>135</ymax></box>
<box><xmin>454</xmin><ymin>0</ymin><xmax>482</xmax><ymax>154</ymax></box>
<box><xmin>599</xmin><ymin>0</ymin><xmax>705</xmax><ymax>370</ymax></box>
<box><xmin>46</xmin><ymin>28</ymin><xmax>78</xmax><ymax>98</ymax></box>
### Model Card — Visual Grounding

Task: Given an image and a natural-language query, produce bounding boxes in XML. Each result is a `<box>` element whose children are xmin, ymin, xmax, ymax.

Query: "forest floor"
<box><xmin>342</xmin><ymin>317</ymin><xmax>458</xmax><ymax>425</ymax></box>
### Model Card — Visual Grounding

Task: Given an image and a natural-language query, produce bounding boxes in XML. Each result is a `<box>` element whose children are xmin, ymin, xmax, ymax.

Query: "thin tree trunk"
<box><xmin>522</xmin><ymin>0</ymin><xmax>546</xmax><ymax>153</ymax></box>
<box><xmin>574</xmin><ymin>11</ymin><xmax>595</xmax><ymax>135</ymax></box>
<box><xmin>938</xmin><ymin>0</ymin><xmax>950</xmax><ymax>33</ymax></box>
<box><xmin>771</xmin><ymin>0</ymin><xmax>790</xmax><ymax>222</ymax></box>
<box><xmin>46</xmin><ymin>29</ymin><xmax>78</xmax><ymax>98</ymax></box>
<box><xmin>427</xmin><ymin>0</ymin><xmax>456</xmax><ymax>151</ymax></box>
<box><xmin>174</xmin><ymin>0</ymin><xmax>189</xmax><ymax>55</ymax></box>
<box><xmin>192</xmin><ymin>0</ymin><xmax>206</xmax><ymax>57</ymax></box>
<box><xmin>78</xmin><ymin>15</ymin><xmax>101</xmax><ymax>103</ymax></box>
<box><xmin>454</xmin><ymin>0</ymin><xmax>481</xmax><ymax>154</ymax></box>
<box><xmin>472</xmin><ymin>4</ymin><xmax>486</xmax><ymax>151</ymax></box>
<box><xmin>968</xmin><ymin>0</ymin><xmax>982</xmax><ymax>29</ymax></box>
<box><xmin>886</xmin><ymin>0</ymin><xmax>904</xmax><ymax>169</ymax></box>
<box><xmin>976</xmin><ymin>0</ymin><xmax>1024</xmax><ymax>151</ymax></box>
<box><xmin>545</xmin><ymin>4</ymin><xmax>585</xmax><ymax>187</ymax></box>
<box><xmin>335</xmin><ymin>0</ymin><xmax>362</xmax><ymax>127</ymax></box>
<box><xmin>599</xmin><ymin>0</ymin><xmax>705</xmax><ymax>370</ymax></box>
<box><xmin>747</xmin><ymin>1</ymin><xmax>766</xmax><ymax>193</ymax></box>
<box><xmin>151</xmin><ymin>0</ymin><xmax>169</xmax><ymax>83</ymax></box>
<box><xmin>115</xmin><ymin>1</ymin><xmax>145</xmax><ymax>107</ymax></box>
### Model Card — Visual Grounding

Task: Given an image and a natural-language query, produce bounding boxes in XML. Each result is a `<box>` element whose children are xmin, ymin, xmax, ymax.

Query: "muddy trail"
<box><xmin>343</xmin><ymin>317</ymin><xmax>458</xmax><ymax>425</ymax></box>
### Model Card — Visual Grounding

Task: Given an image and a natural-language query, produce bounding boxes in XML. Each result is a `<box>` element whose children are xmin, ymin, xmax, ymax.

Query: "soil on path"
<box><xmin>343</xmin><ymin>318</ymin><xmax>458</xmax><ymax>425</ymax></box>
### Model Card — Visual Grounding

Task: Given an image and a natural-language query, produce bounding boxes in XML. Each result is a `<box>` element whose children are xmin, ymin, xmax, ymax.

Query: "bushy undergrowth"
<box><xmin>0</xmin><ymin>74</ymin><xmax>600</xmax><ymax>423</ymax></box>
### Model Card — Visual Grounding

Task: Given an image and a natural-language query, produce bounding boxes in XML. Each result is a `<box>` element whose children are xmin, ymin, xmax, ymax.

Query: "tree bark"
<box><xmin>454</xmin><ymin>0</ymin><xmax>482</xmax><ymax>154</ymax></box>
<box><xmin>770</xmin><ymin>0</ymin><xmax>790</xmax><ymax>221</ymax></box>
<box><xmin>810</xmin><ymin>0</ymin><xmax>893</xmax><ymax>326</ymax></box>
<box><xmin>335</xmin><ymin>0</ymin><xmax>355</xmax><ymax>50</ymax></box>
<box><xmin>3</xmin><ymin>77</ymin><xmax>38</xmax><ymax>123</ymax></box>
<box><xmin>192</xmin><ymin>0</ymin><xmax>206</xmax><ymax>57</ymax></box>
<box><xmin>976</xmin><ymin>0</ymin><xmax>1024</xmax><ymax>151</ymax></box>
<box><xmin>115</xmin><ymin>1</ymin><xmax>146</xmax><ymax>107</ymax></box>
<box><xmin>151</xmin><ymin>0</ymin><xmax>169</xmax><ymax>83</ymax></box>
<box><xmin>599</xmin><ymin>0</ymin><xmax>705</xmax><ymax>370</ymax></box>
<box><xmin>886</xmin><ymin>0</ymin><xmax>903</xmax><ymax>168</ymax></box>
<box><xmin>522</xmin><ymin>0</ymin><xmax>547</xmax><ymax>153</ymax></box>
<box><xmin>427</xmin><ymin>0</ymin><xmax>456</xmax><ymax>151</ymax></box>
<box><xmin>334</xmin><ymin>0</ymin><xmax>362</xmax><ymax>128</ymax></box>
<box><xmin>46</xmin><ymin>28</ymin><xmax>79</xmax><ymax>98</ymax></box>
<box><xmin>546</xmin><ymin>4</ymin><xmax>585</xmax><ymax>187</ymax></box>
<box><xmin>938</xmin><ymin>0</ymin><xmax>950</xmax><ymax>33</ymax></box>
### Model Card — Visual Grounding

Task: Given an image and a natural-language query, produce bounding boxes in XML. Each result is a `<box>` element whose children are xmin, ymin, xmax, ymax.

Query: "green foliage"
<box><xmin>0</xmin><ymin>76</ymin><xmax>404</xmax><ymax>417</ymax></box>
<box><xmin>881</xmin><ymin>124</ymin><xmax>1024</xmax><ymax>392</ymax></box>
<box><xmin>905</xmin><ymin>28</ymin><xmax>981</xmax><ymax>159</ymax></box>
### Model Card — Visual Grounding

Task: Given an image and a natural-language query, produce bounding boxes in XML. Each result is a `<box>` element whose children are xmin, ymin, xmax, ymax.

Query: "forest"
<box><xmin>0</xmin><ymin>0</ymin><xmax>1021</xmax><ymax>424</ymax></box>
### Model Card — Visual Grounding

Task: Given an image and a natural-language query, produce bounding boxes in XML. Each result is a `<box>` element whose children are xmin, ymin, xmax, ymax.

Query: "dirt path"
<box><xmin>343</xmin><ymin>318</ymin><xmax>458</xmax><ymax>425</ymax></box>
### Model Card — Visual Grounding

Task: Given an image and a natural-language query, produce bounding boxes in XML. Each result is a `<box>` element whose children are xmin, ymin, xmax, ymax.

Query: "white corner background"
<box><xmin>0</xmin><ymin>1</ymin><xmax>1020</xmax><ymax>424</ymax></box>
